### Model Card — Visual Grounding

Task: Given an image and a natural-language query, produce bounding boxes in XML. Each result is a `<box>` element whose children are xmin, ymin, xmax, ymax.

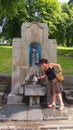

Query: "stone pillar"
<box><xmin>7</xmin><ymin>38</ymin><xmax>23</xmax><ymax>104</ymax></box>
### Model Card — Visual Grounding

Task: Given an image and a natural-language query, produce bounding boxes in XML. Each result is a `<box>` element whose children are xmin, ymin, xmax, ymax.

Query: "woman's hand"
<box><xmin>59</xmin><ymin>71</ymin><xmax>62</xmax><ymax>75</ymax></box>
<box><xmin>37</xmin><ymin>76</ymin><xmax>41</xmax><ymax>80</ymax></box>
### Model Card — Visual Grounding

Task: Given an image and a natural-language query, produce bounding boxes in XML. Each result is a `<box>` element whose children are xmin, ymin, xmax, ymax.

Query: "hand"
<box><xmin>59</xmin><ymin>71</ymin><xmax>62</xmax><ymax>75</ymax></box>
<box><xmin>37</xmin><ymin>76</ymin><xmax>41</xmax><ymax>80</ymax></box>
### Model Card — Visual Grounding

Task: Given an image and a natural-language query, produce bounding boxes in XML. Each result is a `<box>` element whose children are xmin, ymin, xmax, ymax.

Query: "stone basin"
<box><xmin>24</xmin><ymin>85</ymin><xmax>46</xmax><ymax>96</ymax></box>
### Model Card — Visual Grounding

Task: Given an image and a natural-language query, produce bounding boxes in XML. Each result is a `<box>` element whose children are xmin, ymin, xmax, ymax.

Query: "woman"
<box><xmin>37</xmin><ymin>58</ymin><xmax>64</xmax><ymax>111</ymax></box>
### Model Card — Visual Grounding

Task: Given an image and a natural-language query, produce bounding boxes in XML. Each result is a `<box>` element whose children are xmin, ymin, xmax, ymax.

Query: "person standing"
<box><xmin>37</xmin><ymin>58</ymin><xmax>64</xmax><ymax>111</ymax></box>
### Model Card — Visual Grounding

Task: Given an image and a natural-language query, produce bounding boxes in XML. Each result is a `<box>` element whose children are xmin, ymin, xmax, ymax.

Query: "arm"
<box><xmin>37</xmin><ymin>73</ymin><xmax>46</xmax><ymax>80</ymax></box>
<box><xmin>50</xmin><ymin>63</ymin><xmax>62</xmax><ymax>73</ymax></box>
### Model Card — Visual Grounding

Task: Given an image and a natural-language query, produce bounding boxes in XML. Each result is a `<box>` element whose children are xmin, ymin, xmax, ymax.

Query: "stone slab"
<box><xmin>42</xmin><ymin>107</ymin><xmax>68</xmax><ymax>120</ymax></box>
<box><xmin>0</xmin><ymin>104</ymin><xmax>28</xmax><ymax>121</ymax></box>
<box><xmin>28</xmin><ymin>105</ymin><xmax>43</xmax><ymax>121</ymax></box>
<box><xmin>0</xmin><ymin>126</ymin><xmax>34</xmax><ymax>130</ymax></box>
<box><xmin>0</xmin><ymin>104</ymin><xmax>68</xmax><ymax>121</ymax></box>
<box><xmin>25</xmin><ymin>86</ymin><xmax>46</xmax><ymax>96</ymax></box>
<box><xmin>38</xmin><ymin>125</ymin><xmax>73</xmax><ymax>130</ymax></box>
<box><xmin>0</xmin><ymin>125</ymin><xmax>73</xmax><ymax>130</ymax></box>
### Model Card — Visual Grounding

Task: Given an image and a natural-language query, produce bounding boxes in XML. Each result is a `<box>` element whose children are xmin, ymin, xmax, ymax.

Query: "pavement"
<box><xmin>0</xmin><ymin>104</ymin><xmax>68</xmax><ymax>121</ymax></box>
<box><xmin>0</xmin><ymin>102</ymin><xmax>73</xmax><ymax>130</ymax></box>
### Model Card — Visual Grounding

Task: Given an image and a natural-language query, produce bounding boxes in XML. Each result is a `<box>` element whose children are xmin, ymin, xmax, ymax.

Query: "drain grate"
<box><xmin>38</xmin><ymin>125</ymin><xmax>73</xmax><ymax>130</ymax></box>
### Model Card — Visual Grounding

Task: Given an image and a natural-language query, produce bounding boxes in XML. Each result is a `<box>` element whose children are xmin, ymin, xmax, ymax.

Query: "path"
<box><xmin>0</xmin><ymin>102</ymin><xmax>73</xmax><ymax>130</ymax></box>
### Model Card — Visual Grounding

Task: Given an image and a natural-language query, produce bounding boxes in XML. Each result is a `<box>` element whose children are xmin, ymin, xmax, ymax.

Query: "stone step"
<box><xmin>65</xmin><ymin>95</ymin><xmax>73</xmax><ymax>104</ymax></box>
<box><xmin>63</xmin><ymin>90</ymin><xmax>73</xmax><ymax>104</ymax></box>
<box><xmin>0</xmin><ymin>126</ymin><xmax>33</xmax><ymax>130</ymax></box>
<box><xmin>63</xmin><ymin>85</ymin><xmax>73</xmax><ymax>90</ymax></box>
<box><xmin>39</xmin><ymin>125</ymin><xmax>73</xmax><ymax>130</ymax></box>
<box><xmin>0</xmin><ymin>125</ymin><xmax>73</xmax><ymax>130</ymax></box>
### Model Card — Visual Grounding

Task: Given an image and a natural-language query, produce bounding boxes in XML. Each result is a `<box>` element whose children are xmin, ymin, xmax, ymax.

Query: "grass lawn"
<box><xmin>57</xmin><ymin>46</ymin><xmax>73</xmax><ymax>75</ymax></box>
<box><xmin>0</xmin><ymin>46</ymin><xmax>12</xmax><ymax>74</ymax></box>
<box><xmin>0</xmin><ymin>45</ymin><xmax>73</xmax><ymax>75</ymax></box>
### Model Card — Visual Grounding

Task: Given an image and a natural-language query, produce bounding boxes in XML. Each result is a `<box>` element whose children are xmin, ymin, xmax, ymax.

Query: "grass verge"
<box><xmin>57</xmin><ymin>46</ymin><xmax>73</xmax><ymax>75</ymax></box>
<box><xmin>0</xmin><ymin>45</ymin><xmax>73</xmax><ymax>75</ymax></box>
<box><xmin>0</xmin><ymin>46</ymin><xmax>12</xmax><ymax>74</ymax></box>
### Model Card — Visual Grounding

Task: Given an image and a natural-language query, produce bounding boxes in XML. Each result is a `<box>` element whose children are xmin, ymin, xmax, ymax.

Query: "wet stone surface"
<box><xmin>0</xmin><ymin>104</ymin><xmax>28</xmax><ymax>121</ymax></box>
<box><xmin>0</xmin><ymin>104</ymin><xmax>68</xmax><ymax>121</ymax></box>
<box><xmin>0</xmin><ymin>127</ymin><xmax>34</xmax><ymax>130</ymax></box>
<box><xmin>38</xmin><ymin>125</ymin><xmax>73</xmax><ymax>130</ymax></box>
<box><xmin>0</xmin><ymin>101</ymin><xmax>73</xmax><ymax>130</ymax></box>
<box><xmin>42</xmin><ymin>107</ymin><xmax>68</xmax><ymax>120</ymax></box>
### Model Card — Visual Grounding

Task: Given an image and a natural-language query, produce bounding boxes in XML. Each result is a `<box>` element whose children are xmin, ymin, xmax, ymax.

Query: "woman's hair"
<box><xmin>39</xmin><ymin>58</ymin><xmax>48</xmax><ymax>64</ymax></box>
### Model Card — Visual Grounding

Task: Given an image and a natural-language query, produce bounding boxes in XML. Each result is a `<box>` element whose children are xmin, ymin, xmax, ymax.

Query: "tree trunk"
<box><xmin>66</xmin><ymin>34</ymin><xmax>69</xmax><ymax>47</ymax></box>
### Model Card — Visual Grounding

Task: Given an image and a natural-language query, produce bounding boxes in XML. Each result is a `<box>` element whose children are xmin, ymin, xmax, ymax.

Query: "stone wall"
<box><xmin>0</xmin><ymin>74</ymin><xmax>11</xmax><ymax>94</ymax></box>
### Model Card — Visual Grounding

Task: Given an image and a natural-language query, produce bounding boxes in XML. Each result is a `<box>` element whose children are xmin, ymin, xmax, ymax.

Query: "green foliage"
<box><xmin>32</xmin><ymin>0</ymin><xmax>62</xmax><ymax>37</ymax></box>
<box><xmin>68</xmin><ymin>0</ymin><xmax>73</xmax><ymax>5</ymax></box>
<box><xmin>0</xmin><ymin>0</ymin><xmax>27</xmax><ymax>40</ymax></box>
<box><xmin>0</xmin><ymin>0</ymin><xmax>24</xmax><ymax>18</ymax></box>
<box><xmin>0</xmin><ymin>0</ymin><xmax>62</xmax><ymax>41</ymax></box>
<box><xmin>0</xmin><ymin>0</ymin><xmax>73</xmax><ymax>47</ymax></box>
<box><xmin>58</xmin><ymin>3</ymin><xmax>73</xmax><ymax>47</ymax></box>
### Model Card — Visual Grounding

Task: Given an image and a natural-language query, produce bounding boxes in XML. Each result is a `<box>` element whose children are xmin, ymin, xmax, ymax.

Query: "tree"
<box><xmin>61</xmin><ymin>3</ymin><xmax>73</xmax><ymax>47</ymax></box>
<box><xmin>0</xmin><ymin>0</ymin><xmax>24</xmax><ymax>18</ymax></box>
<box><xmin>0</xmin><ymin>0</ymin><xmax>62</xmax><ymax>44</ymax></box>
<box><xmin>1</xmin><ymin>0</ymin><xmax>73</xmax><ymax>47</ymax></box>
<box><xmin>68</xmin><ymin>0</ymin><xmax>73</xmax><ymax>5</ymax></box>
<box><xmin>0</xmin><ymin>0</ymin><xmax>28</xmax><ymax>43</ymax></box>
<box><xmin>30</xmin><ymin>0</ymin><xmax>62</xmax><ymax>37</ymax></box>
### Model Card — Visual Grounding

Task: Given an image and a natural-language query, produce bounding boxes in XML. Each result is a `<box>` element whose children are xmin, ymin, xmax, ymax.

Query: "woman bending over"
<box><xmin>37</xmin><ymin>58</ymin><xmax>64</xmax><ymax>111</ymax></box>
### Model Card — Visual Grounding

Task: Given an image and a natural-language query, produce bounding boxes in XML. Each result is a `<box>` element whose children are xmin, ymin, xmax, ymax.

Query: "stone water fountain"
<box><xmin>7</xmin><ymin>21</ymin><xmax>57</xmax><ymax>105</ymax></box>
<box><xmin>23</xmin><ymin>66</ymin><xmax>47</xmax><ymax>106</ymax></box>
<box><xmin>0</xmin><ymin>21</ymin><xmax>71</xmax><ymax>123</ymax></box>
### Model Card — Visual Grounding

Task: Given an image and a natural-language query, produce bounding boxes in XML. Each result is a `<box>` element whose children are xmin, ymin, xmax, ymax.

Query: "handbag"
<box><xmin>55</xmin><ymin>72</ymin><xmax>64</xmax><ymax>82</ymax></box>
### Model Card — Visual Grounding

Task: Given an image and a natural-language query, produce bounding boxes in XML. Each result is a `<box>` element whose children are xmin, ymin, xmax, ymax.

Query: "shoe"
<box><xmin>47</xmin><ymin>103</ymin><xmax>56</xmax><ymax>109</ymax></box>
<box><xmin>58</xmin><ymin>105</ymin><xmax>64</xmax><ymax>111</ymax></box>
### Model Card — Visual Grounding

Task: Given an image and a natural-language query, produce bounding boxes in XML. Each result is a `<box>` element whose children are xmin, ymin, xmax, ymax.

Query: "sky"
<box><xmin>58</xmin><ymin>0</ymin><xmax>69</xmax><ymax>3</ymax></box>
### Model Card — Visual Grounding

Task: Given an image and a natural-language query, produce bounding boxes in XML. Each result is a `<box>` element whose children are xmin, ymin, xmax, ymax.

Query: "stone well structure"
<box><xmin>8</xmin><ymin>21</ymin><xmax>57</xmax><ymax>104</ymax></box>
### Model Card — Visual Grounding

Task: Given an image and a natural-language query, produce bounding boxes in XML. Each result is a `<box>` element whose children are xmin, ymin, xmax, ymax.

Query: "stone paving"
<box><xmin>0</xmin><ymin>104</ymin><xmax>68</xmax><ymax>121</ymax></box>
<box><xmin>0</xmin><ymin>102</ymin><xmax>73</xmax><ymax>130</ymax></box>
